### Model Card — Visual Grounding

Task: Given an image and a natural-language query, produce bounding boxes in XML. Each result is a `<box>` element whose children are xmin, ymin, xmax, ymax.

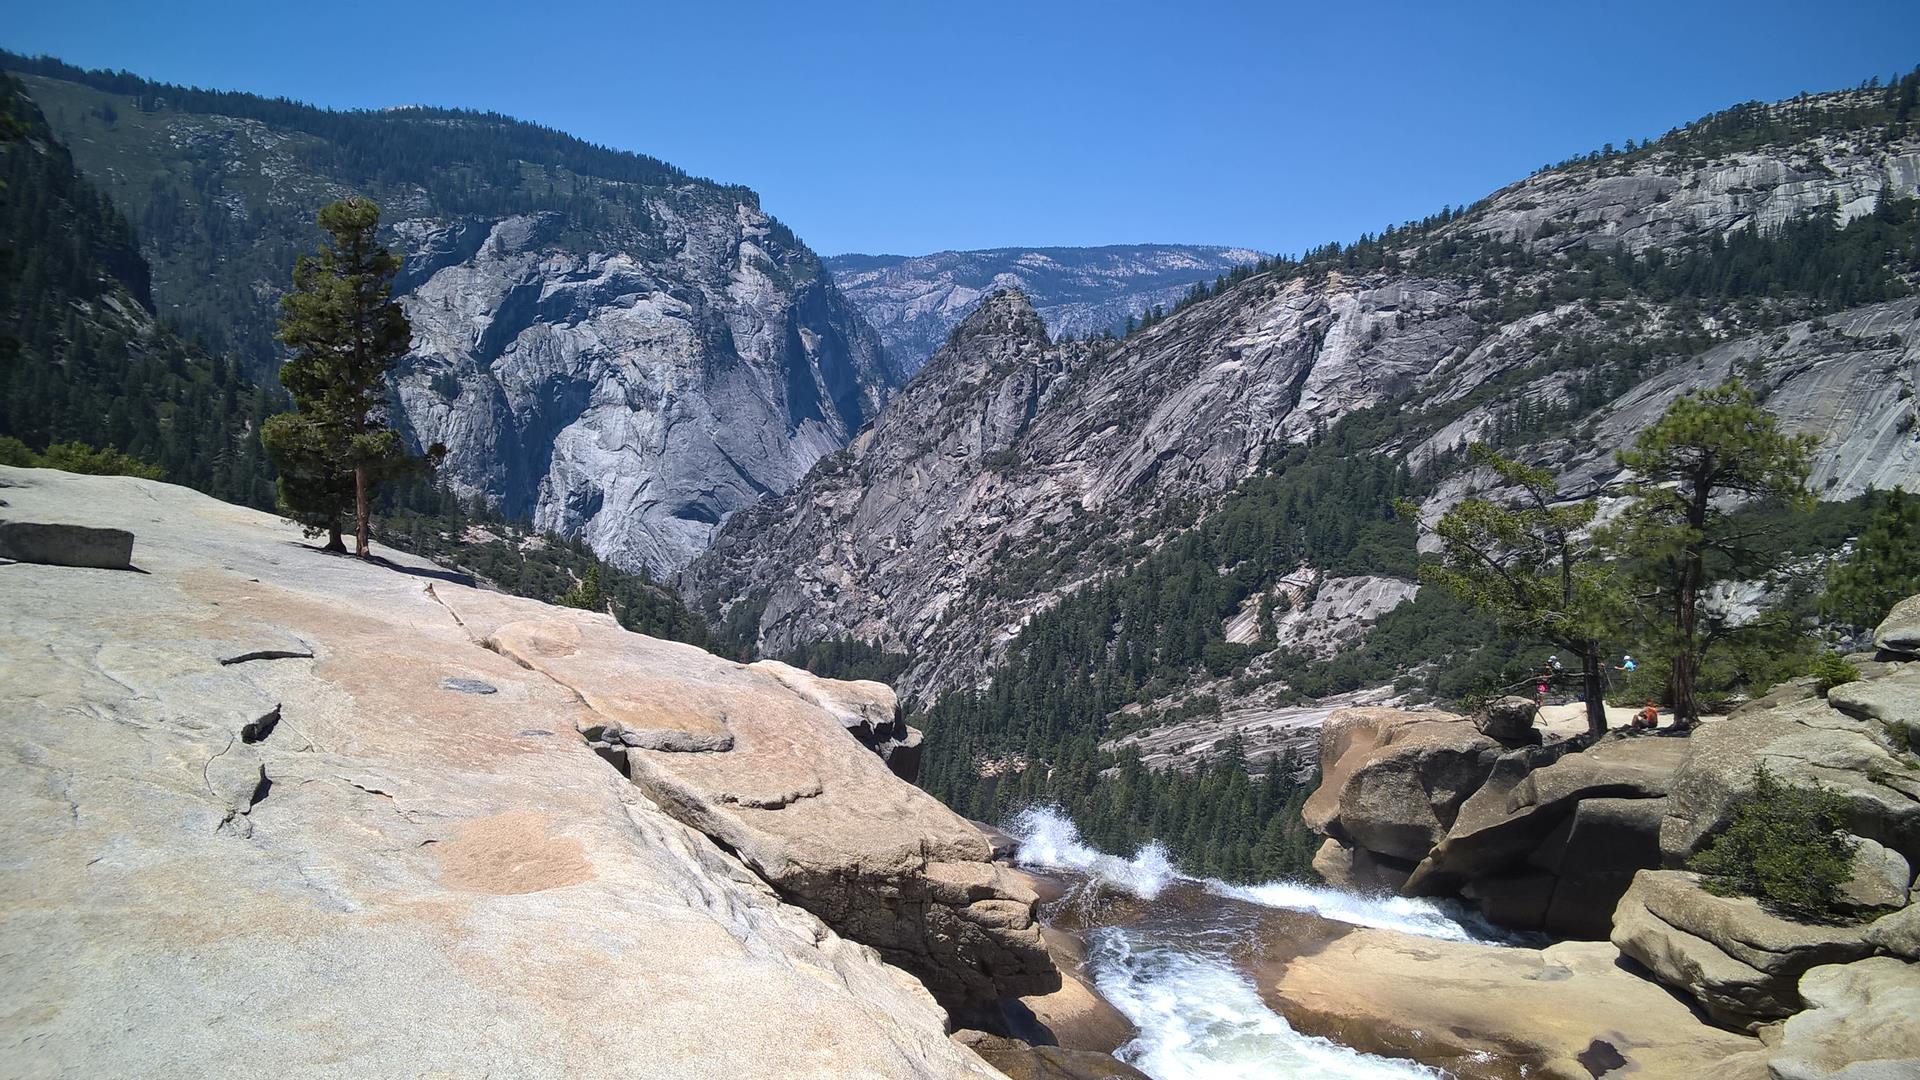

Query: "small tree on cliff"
<box><xmin>1608</xmin><ymin>381</ymin><xmax>1816</xmax><ymax>727</ymax></box>
<box><xmin>260</xmin><ymin>197</ymin><xmax>426</xmax><ymax>556</ymax></box>
<box><xmin>1410</xmin><ymin>444</ymin><xmax>1619</xmax><ymax>739</ymax></box>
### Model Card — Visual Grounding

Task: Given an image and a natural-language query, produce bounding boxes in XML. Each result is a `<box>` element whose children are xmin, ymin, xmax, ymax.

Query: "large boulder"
<box><xmin>1835</xmin><ymin>836</ymin><xmax>1911</xmax><ymax>912</ymax></box>
<box><xmin>1826</xmin><ymin>668</ymin><xmax>1920</xmax><ymax>750</ymax></box>
<box><xmin>1258</xmin><ymin>926</ymin><xmax>1767</xmax><ymax>1079</ymax></box>
<box><xmin>1404</xmin><ymin>735</ymin><xmax>1682</xmax><ymax>936</ymax></box>
<box><xmin>1303</xmin><ymin>708</ymin><xmax>1500</xmax><ymax>862</ymax></box>
<box><xmin>0</xmin><ymin>519</ymin><xmax>134</xmax><ymax>569</ymax></box>
<box><xmin>1873</xmin><ymin>593</ymin><xmax>1920</xmax><ymax>658</ymax></box>
<box><xmin>1767</xmin><ymin>957</ymin><xmax>1920</xmax><ymax>1080</ymax></box>
<box><xmin>1475</xmin><ymin>695</ymin><xmax>1541</xmax><ymax>744</ymax></box>
<box><xmin>1866</xmin><ymin>903</ymin><xmax>1920</xmax><ymax>961</ymax></box>
<box><xmin>1609</xmin><ymin>870</ymin><xmax>1876</xmax><ymax>1030</ymax></box>
<box><xmin>0</xmin><ymin>468</ymin><xmax>1005</xmax><ymax>1079</ymax></box>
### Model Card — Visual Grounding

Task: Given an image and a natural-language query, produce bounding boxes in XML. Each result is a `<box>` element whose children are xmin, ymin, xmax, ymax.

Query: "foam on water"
<box><xmin>1003</xmin><ymin>805</ymin><xmax>1491</xmax><ymax>943</ymax></box>
<box><xmin>1003</xmin><ymin>805</ymin><xmax>1179</xmax><ymax>899</ymax></box>
<box><xmin>1089</xmin><ymin>928</ymin><xmax>1448</xmax><ymax>1080</ymax></box>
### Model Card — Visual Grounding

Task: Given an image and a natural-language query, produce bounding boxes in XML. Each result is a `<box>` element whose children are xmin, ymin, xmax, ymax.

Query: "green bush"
<box><xmin>1689</xmin><ymin>765</ymin><xmax>1858</xmax><ymax>921</ymax></box>
<box><xmin>0</xmin><ymin>438</ymin><xmax>165</xmax><ymax>480</ymax></box>
<box><xmin>1811</xmin><ymin>651</ymin><xmax>1861</xmax><ymax>694</ymax></box>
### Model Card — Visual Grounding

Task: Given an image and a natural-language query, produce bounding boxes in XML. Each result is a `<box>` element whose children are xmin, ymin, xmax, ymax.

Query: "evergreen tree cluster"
<box><xmin>0</xmin><ymin>73</ymin><xmax>277</xmax><ymax>507</ymax></box>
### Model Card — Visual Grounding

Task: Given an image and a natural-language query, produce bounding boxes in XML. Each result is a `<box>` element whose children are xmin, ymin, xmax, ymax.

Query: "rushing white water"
<box><xmin>1000</xmin><ymin>805</ymin><xmax>1497</xmax><ymax>1079</ymax></box>
<box><xmin>1003</xmin><ymin>805</ymin><xmax>1491</xmax><ymax>942</ymax></box>
<box><xmin>1089</xmin><ymin>928</ymin><xmax>1448</xmax><ymax>1080</ymax></box>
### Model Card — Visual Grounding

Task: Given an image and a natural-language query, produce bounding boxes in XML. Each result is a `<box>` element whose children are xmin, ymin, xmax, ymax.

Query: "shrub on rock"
<box><xmin>1688</xmin><ymin>765</ymin><xmax>1857</xmax><ymax>922</ymax></box>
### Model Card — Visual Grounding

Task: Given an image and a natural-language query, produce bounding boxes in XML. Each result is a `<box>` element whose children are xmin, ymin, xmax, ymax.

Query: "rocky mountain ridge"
<box><xmin>7</xmin><ymin>57</ymin><xmax>896</xmax><ymax>576</ymax></box>
<box><xmin>684</xmin><ymin>83</ymin><xmax>1920</xmax><ymax>711</ymax></box>
<box><xmin>827</xmin><ymin>244</ymin><xmax>1263</xmax><ymax>372</ymax></box>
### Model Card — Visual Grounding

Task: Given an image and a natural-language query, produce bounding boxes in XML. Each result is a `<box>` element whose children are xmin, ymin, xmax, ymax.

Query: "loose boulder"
<box><xmin>1475</xmin><ymin>695</ymin><xmax>1541</xmax><ymax>744</ymax></box>
<box><xmin>1874</xmin><ymin>594</ymin><xmax>1920</xmax><ymax>658</ymax></box>
<box><xmin>0</xmin><ymin>520</ymin><xmax>133</xmax><ymax>570</ymax></box>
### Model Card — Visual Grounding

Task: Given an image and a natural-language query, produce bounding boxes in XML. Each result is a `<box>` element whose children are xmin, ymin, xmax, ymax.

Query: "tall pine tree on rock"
<box><xmin>1609</xmin><ymin>381</ymin><xmax>1816</xmax><ymax>726</ymax></box>
<box><xmin>260</xmin><ymin>198</ymin><xmax>433</xmax><ymax>556</ymax></box>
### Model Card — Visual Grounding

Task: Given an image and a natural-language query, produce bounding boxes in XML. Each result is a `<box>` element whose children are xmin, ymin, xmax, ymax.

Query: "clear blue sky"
<box><xmin>8</xmin><ymin>1</ymin><xmax>1918</xmax><ymax>257</ymax></box>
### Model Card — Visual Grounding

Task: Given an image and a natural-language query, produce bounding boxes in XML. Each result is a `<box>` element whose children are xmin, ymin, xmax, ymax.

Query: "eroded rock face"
<box><xmin>0</xmin><ymin>467</ymin><xmax>1009</xmax><ymax>1079</ymax></box>
<box><xmin>1610</xmin><ymin>870</ymin><xmax>1877</xmax><ymax>1030</ymax></box>
<box><xmin>1302</xmin><ymin>707</ymin><xmax>1499</xmax><ymax>863</ymax></box>
<box><xmin>392</xmin><ymin>212</ymin><xmax>895</xmax><ymax>576</ymax></box>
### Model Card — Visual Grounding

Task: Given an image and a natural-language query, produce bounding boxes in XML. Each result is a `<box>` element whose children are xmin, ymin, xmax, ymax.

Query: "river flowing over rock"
<box><xmin>0</xmin><ymin>466</ymin><xmax>1035</xmax><ymax>1078</ymax></box>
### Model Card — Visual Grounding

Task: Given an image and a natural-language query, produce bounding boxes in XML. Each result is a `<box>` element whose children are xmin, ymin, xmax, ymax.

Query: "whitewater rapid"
<box><xmin>1002</xmin><ymin>806</ymin><xmax>1491</xmax><ymax>1079</ymax></box>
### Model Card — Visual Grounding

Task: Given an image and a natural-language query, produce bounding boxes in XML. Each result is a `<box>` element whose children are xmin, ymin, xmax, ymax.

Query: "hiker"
<box><xmin>1616</xmin><ymin>654</ymin><xmax>1637</xmax><ymax>673</ymax></box>
<box><xmin>1536</xmin><ymin>674</ymin><xmax>1551</xmax><ymax>704</ymax></box>
<box><xmin>1631</xmin><ymin>700</ymin><xmax>1660</xmax><ymax>731</ymax></box>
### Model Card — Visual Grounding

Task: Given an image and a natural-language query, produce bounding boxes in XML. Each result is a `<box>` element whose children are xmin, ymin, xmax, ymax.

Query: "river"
<box><xmin>1003</xmin><ymin>807</ymin><xmax>1519</xmax><ymax>1079</ymax></box>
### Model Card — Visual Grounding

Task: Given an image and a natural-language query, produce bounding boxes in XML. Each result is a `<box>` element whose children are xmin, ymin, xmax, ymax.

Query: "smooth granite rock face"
<box><xmin>1767</xmin><ymin>957</ymin><xmax>1920</xmax><ymax>1080</ymax></box>
<box><xmin>391</xmin><ymin>212</ymin><xmax>896</xmax><ymax>577</ymax></box>
<box><xmin>1875</xmin><ymin>594</ymin><xmax>1920</xmax><ymax>658</ymax></box>
<box><xmin>0</xmin><ymin>467</ymin><xmax>1009</xmax><ymax>1080</ymax></box>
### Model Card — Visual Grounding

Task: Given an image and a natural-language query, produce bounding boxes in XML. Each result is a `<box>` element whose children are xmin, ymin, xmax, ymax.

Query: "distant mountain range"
<box><xmin>826</xmin><ymin>245</ymin><xmax>1264</xmax><ymax>372</ymax></box>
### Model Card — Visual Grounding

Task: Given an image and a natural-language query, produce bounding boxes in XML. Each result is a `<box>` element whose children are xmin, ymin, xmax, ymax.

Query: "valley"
<box><xmin>4</xmin><ymin>33</ymin><xmax>1920</xmax><ymax>1080</ymax></box>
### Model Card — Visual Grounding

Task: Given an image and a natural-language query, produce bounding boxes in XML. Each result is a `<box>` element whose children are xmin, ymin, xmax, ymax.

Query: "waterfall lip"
<box><xmin>1001</xmin><ymin>804</ymin><xmax>1518</xmax><ymax>945</ymax></box>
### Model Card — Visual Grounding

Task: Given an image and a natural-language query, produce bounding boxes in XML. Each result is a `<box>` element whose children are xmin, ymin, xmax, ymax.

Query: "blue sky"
<box><xmin>8</xmin><ymin>1</ymin><xmax>1918</xmax><ymax>257</ymax></box>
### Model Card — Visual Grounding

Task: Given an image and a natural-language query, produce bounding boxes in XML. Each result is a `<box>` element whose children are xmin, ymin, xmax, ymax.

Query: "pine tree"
<box><xmin>1822</xmin><ymin>488</ymin><xmax>1920</xmax><ymax>631</ymax></box>
<box><xmin>260</xmin><ymin>197</ymin><xmax>429</xmax><ymax>556</ymax></box>
<box><xmin>1412</xmin><ymin>444</ymin><xmax>1619</xmax><ymax>738</ymax></box>
<box><xmin>1609</xmin><ymin>381</ymin><xmax>1816</xmax><ymax>725</ymax></box>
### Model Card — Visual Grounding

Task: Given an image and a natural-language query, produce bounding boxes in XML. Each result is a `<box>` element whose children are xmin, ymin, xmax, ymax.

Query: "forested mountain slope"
<box><xmin>3</xmin><ymin>54</ymin><xmax>896</xmax><ymax>575</ymax></box>
<box><xmin>0</xmin><ymin>73</ymin><xmax>275</xmax><ymax>506</ymax></box>
<box><xmin>826</xmin><ymin>244</ymin><xmax>1262</xmax><ymax>372</ymax></box>
<box><xmin>685</xmin><ymin>77</ymin><xmax>1920</xmax><ymax>708</ymax></box>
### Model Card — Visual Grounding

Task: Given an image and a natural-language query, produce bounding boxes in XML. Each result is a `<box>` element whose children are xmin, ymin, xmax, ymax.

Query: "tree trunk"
<box><xmin>1671</xmin><ymin>558</ymin><xmax>1701</xmax><ymax>727</ymax></box>
<box><xmin>323</xmin><ymin>520</ymin><xmax>346</xmax><ymax>554</ymax></box>
<box><xmin>354</xmin><ymin>464</ymin><xmax>371</xmax><ymax>559</ymax></box>
<box><xmin>1581</xmin><ymin>646</ymin><xmax>1608</xmax><ymax>739</ymax></box>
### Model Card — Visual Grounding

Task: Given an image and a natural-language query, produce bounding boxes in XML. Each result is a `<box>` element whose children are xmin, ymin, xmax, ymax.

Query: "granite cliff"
<box><xmin>7</xmin><ymin>57</ymin><xmax>896</xmax><ymax>576</ymax></box>
<box><xmin>686</xmin><ymin>85</ymin><xmax>1920</xmax><ymax>716</ymax></box>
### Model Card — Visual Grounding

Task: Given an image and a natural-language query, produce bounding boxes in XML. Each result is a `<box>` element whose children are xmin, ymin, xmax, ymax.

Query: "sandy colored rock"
<box><xmin>1303</xmin><ymin>707</ymin><xmax>1497</xmax><ymax>862</ymax></box>
<box><xmin>0</xmin><ymin>468</ymin><xmax>1005</xmax><ymax>1080</ymax></box>
<box><xmin>1260</xmin><ymin>927</ymin><xmax>1766</xmax><ymax>1080</ymax></box>
<box><xmin>1311</xmin><ymin>837</ymin><xmax>1415</xmax><ymax>893</ymax></box>
<box><xmin>1610</xmin><ymin>871</ymin><xmax>1876</xmax><ymax>1029</ymax></box>
<box><xmin>1866</xmin><ymin>903</ymin><xmax>1920</xmax><ymax>960</ymax></box>
<box><xmin>1767</xmin><ymin>957</ymin><xmax>1920</xmax><ymax>1080</ymax></box>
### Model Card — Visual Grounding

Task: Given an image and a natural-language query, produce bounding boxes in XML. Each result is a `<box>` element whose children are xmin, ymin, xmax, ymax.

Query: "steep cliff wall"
<box><xmin>11</xmin><ymin>61</ymin><xmax>895</xmax><ymax>576</ymax></box>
